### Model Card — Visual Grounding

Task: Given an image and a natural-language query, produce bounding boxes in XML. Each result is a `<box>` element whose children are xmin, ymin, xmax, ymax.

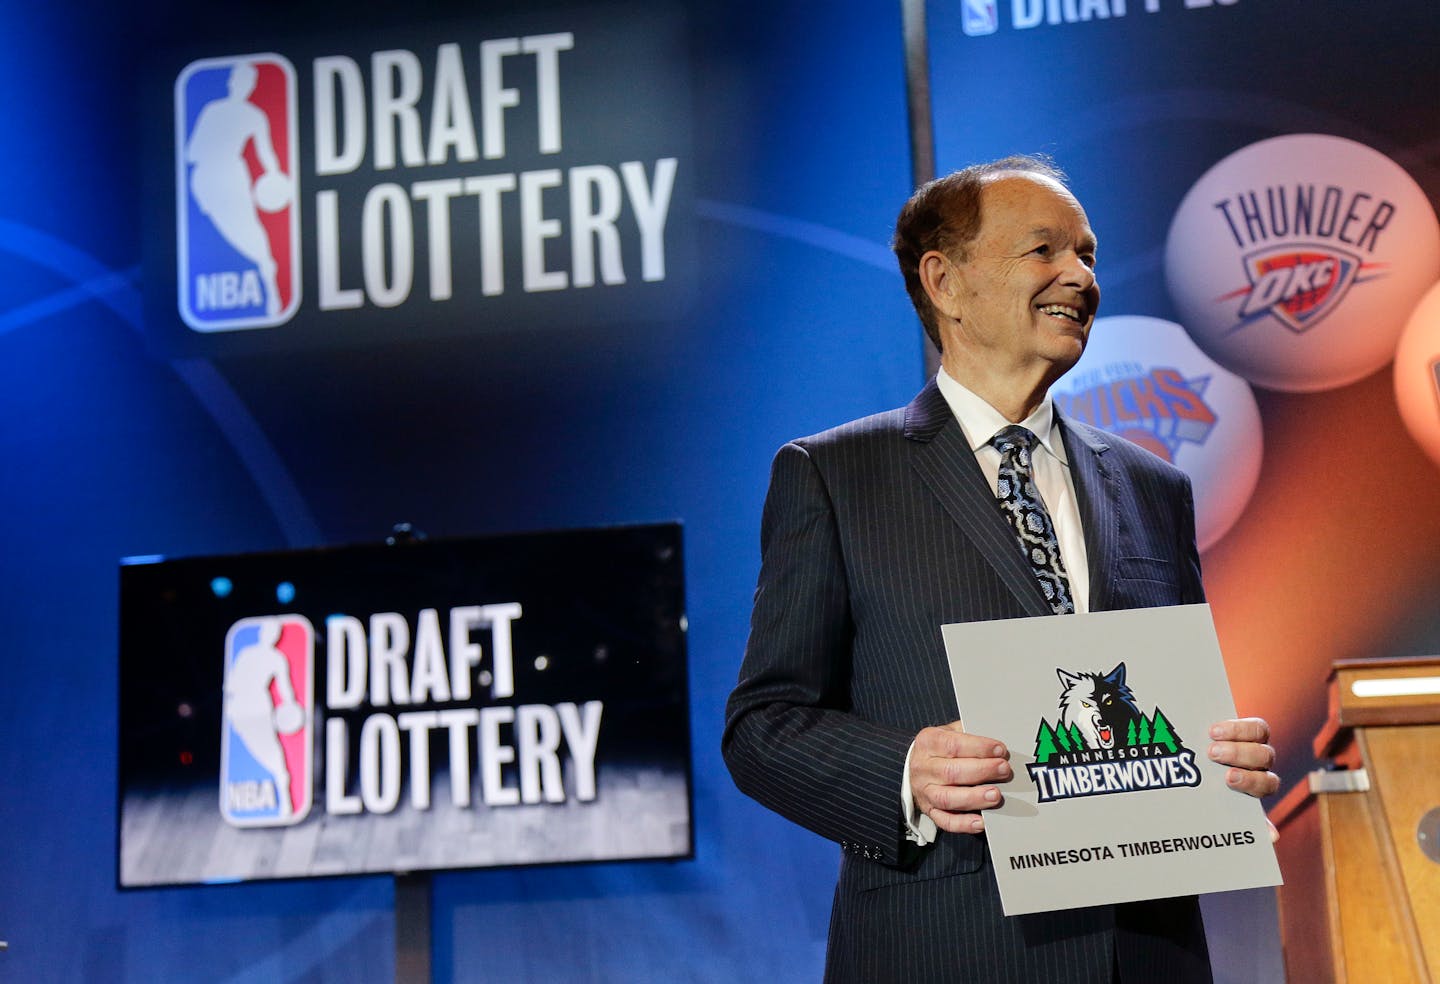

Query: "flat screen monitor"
<box><xmin>118</xmin><ymin>523</ymin><xmax>690</xmax><ymax>888</ymax></box>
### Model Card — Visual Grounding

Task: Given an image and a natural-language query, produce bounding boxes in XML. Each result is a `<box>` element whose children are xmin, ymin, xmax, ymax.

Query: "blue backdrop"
<box><xmin>0</xmin><ymin>1</ymin><xmax>918</xmax><ymax>980</ymax></box>
<box><xmin>8</xmin><ymin>0</ymin><xmax>1430</xmax><ymax>980</ymax></box>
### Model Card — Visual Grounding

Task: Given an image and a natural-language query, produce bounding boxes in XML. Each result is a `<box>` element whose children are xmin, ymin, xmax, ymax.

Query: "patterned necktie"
<box><xmin>989</xmin><ymin>425</ymin><xmax>1075</xmax><ymax>615</ymax></box>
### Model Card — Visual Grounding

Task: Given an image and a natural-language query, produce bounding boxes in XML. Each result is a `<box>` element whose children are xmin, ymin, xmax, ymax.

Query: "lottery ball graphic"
<box><xmin>1166</xmin><ymin>134</ymin><xmax>1440</xmax><ymax>392</ymax></box>
<box><xmin>1394</xmin><ymin>280</ymin><xmax>1440</xmax><ymax>469</ymax></box>
<box><xmin>1056</xmin><ymin>315</ymin><xmax>1262</xmax><ymax>551</ymax></box>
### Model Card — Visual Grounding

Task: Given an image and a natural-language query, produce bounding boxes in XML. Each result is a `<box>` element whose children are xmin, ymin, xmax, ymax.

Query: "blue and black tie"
<box><xmin>990</xmin><ymin>425</ymin><xmax>1075</xmax><ymax>616</ymax></box>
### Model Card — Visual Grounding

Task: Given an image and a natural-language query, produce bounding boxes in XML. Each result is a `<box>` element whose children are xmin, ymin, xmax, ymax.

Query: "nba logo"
<box><xmin>175</xmin><ymin>53</ymin><xmax>301</xmax><ymax>332</ymax></box>
<box><xmin>962</xmin><ymin>0</ymin><xmax>999</xmax><ymax>36</ymax></box>
<box><xmin>220</xmin><ymin>615</ymin><xmax>314</xmax><ymax>827</ymax></box>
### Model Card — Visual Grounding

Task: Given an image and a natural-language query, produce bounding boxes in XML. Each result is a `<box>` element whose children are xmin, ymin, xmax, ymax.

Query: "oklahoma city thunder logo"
<box><xmin>1027</xmin><ymin>662</ymin><xmax>1201</xmax><ymax>804</ymax></box>
<box><xmin>221</xmin><ymin>615</ymin><xmax>314</xmax><ymax>826</ymax></box>
<box><xmin>1055</xmin><ymin>367</ymin><xmax>1217</xmax><ymax>464</ymax></box>
<box><xmin>1221</xmin><ymin>242</ymin><xmax>1378</xmax><ymax>335</ymax></box>
<box><xmin>1166</xmin><ymin>135</ymin><xmax>1440</xmax><ymax>393</ymax></box>
<box><xmin>175</xmin><ymin>53</ymin><xmax>300</xmax><ymax>331</ymax></box>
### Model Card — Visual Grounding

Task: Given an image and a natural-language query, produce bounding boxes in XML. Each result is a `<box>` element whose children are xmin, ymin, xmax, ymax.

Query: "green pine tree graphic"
<box><xmin>1151</xmin><ymin>708</ymin><xmax>1180</xmax><ymax>753</ymax></box>
<box><xmin>1035</xmin><ymin>720</ymin><xmax>1060</xmax><ymax>764</ymax></box>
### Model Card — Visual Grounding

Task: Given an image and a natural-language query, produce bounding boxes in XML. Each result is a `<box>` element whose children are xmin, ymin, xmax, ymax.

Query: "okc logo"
<box><xmin>1166</xmin><ymin>135</ymin><xmax>1439</xmax><ymax>393</ymax></box>
<box><xmin>1221</xmin><ymin>243</ymin><xmax>1373</xmax><ymax>335</ymax></box>
<box><xmin>221</xmin><ymin>615</ymin><xmax>314</xmax><ymax>827</ymax></box>
<box><xmin>175</xmin><ymin>53</ymin><xmax>300</xmax><ymax>331</ymax></box>
<box><xmin>1055</xmin><ymin>367</ymin><xmax>1218</xmax><ymax>464</ymax></box>
<box><xmin>1027</xmin><ymin>662</ymin><xmax>1201</xmax><ymax>804</ymax></box>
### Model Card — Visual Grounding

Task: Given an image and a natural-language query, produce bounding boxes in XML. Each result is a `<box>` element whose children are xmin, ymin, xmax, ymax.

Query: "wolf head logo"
<box><xmin>1056</xmin><ymin>663</ymin><xmax>1140</xmax><ymax>751</ymax></box>
<box><xmin>1030</xmin><ymin>662</ymin><xmax>1199</xmax><ymax>803</ymax></box>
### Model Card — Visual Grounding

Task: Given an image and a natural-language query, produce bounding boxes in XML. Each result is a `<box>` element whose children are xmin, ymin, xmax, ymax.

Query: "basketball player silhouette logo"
<box><xmin>175</xmin><ymin>54</ymin><xmax>300</xmax><ymax>331</ymax></box>
<box><xmin>220</xmin><ymin>615</ymin><xmax>314</xmax><ymax>826</ymax></box>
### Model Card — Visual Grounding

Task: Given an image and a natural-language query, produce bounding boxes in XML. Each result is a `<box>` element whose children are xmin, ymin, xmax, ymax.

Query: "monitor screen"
<box><xmin>118</xmin><ymin>524</ymin><xmax>690</xmax><ymax>887</ymax></box>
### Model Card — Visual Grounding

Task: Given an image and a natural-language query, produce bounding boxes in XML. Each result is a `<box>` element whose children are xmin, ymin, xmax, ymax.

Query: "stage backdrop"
<box><xmin>922</xmin><ymin>0</ymin><xmax>1440</xmax><ymax>806</ymax></box>
<box><xmin>0</xmin><ymin>1</ymin><xmax>915</xmax><ymax>981</ymax></box>
<box><xmin>1</xmin><ymin>0</ymin><xmax>1438</xmax><ymax>981</ymax></box>
<box><xmin>921</xmin><ymin>3</ymin><xmax>1440</xmax><ymax>973</ymax></box>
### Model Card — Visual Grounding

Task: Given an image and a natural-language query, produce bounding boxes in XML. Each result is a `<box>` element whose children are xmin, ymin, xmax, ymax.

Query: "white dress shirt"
<box><xmin>902</xmin><ymin>368</ymin><xmax>1090</xmax><ymax>845</ymax></box>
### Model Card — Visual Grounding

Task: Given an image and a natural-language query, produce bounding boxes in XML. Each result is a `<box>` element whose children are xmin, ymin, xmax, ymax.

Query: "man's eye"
<box><xmin>1032</xmin><ymin>244</ymin><xmax>1051</xmax><ymax>256</ymax></box>
<box><xmin>1080</xmin><ymin>253</ymin><xmax>1097</xmax><ymax>268</ymax></box>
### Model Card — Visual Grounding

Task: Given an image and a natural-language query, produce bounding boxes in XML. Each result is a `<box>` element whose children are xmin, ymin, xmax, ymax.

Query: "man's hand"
<box><xmin>1207</xmin><ymin>717</ymin><xmax>1279</xmax><ymax>798</ymax></box>
<box><xmin>909</xmin><ymin>721</ymin><xmax>1011</xmax><ymax>834</ymax></box>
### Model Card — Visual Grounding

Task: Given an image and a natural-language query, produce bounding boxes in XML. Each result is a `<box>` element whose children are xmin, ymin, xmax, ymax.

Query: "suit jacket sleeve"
<box><xmin>722</xmin><ymin>441</ymin><xmax>917</xmax><ymax>867</ymax></box>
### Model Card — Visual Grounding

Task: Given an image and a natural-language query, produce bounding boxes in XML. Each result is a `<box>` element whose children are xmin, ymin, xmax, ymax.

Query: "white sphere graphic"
<box><xmin>1166</xmin><ymin>134</ymin><xmax>1440</xmax><ymax>392</ymax></box>
<box><xmin>1394</xmin><ymin>280</ymin><xmax>1440</xmax><ymax>470</ymax></box>
<box><xmin>1055</xmin><ymin>315</ymin><xmax>1263</xmax><ymax>552</ymax></box>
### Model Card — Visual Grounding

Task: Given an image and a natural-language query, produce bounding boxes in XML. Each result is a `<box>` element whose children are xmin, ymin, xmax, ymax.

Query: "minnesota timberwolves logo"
<box><xmin>1027</xmin><ymin>662</ymin><xmax>1201</xmax><ymax>804</ymax></box>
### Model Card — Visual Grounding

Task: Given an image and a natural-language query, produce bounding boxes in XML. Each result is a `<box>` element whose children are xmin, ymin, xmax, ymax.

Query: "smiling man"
<box><xmin>722</xmin><ymin>157</ymin><xmax>1278</xmax><ymax>983</ymax></box>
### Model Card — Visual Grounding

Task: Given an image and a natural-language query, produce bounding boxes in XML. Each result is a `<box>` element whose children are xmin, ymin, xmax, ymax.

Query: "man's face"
<box><xmin>940</xmin><ymin>173</ymin><xmax>1100</xmax><ymax>383</ymax></box>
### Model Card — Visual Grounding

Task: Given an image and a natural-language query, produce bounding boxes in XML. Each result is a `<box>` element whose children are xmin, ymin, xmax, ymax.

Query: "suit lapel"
<box><xmin>906</xmin><ymin>381</ymin><xmax>1054</xmax><ymax>618</ymax></box>
<box><xmin>1058</xmin><ymin>413</ymin><xmax>1119</xmax><ymax>613</ymax></box>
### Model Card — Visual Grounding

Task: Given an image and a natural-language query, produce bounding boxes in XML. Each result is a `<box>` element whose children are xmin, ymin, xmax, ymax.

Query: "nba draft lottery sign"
<box><xmin>941</xmin><ymin>604</ymin><xmax>1280</xmax><ymax>915</ymax></box>
<box><xmin>953</xmin><ymin>0</ymin><xmax>1247</xmax><ymax>38</ymax></box>
<box><xmin>117</xmin><ymin>526</ymin><xmax>691</xmax><ymax>887</ymax></box>
<box><xmin>219</xmin><ymin>604</ymin><xmax>605</xmax><ymax>830</ymax></box>
<box><xmin>149</xmin><ymin>7</ymin><xmax>693</xmax><ymax>353</ymax></box>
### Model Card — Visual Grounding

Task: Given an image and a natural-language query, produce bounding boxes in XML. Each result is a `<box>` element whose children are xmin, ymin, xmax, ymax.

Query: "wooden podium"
<box><xmin>1270</xmin><ymin>657</ymin><xmax>1440</xmax><ymax>983</ymax></box>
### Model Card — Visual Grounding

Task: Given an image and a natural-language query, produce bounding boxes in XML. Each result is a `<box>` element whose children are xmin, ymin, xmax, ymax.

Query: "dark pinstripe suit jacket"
<box><xmin>723</xmin><ymin>380</ymin><xmax>1214</xmax><ymax>983</ymax></box>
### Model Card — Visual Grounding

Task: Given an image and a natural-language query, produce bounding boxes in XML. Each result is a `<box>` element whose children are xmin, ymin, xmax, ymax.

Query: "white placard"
<box><xmin>943</xmin><ymin>604</ymin><xmax>1282</xmax><ymax>915</ymax></box>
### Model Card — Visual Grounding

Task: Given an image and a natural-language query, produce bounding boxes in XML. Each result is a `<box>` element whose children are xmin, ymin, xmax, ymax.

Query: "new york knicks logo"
<box><xmin>175</xmin><ymin>54</ymin><xmax>300</xmax><ymax>331</ymax></box>
<box><xmin>1027</xmin><ymin>662</ymin><xmax>1201</xmax><ymax>804</ymax></box>
<box><xmin>221</xmin><ymin>615</ymin><xmax>314</xmax><ymax>826</ymax></box>
<box><xmin>1058</xmin><ymin>316</ymin><xmax>1263</xmax><ymax>552</ymax></box>
<box><xmin>1055</xmin><ymin>367</ymin><xmax>1217</xmax><ymax>464</ymax></box>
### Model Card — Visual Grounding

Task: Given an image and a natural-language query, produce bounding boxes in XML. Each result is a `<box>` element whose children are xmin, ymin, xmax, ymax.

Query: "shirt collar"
<box><xmin>935</xmin><ymin>367</ymin><xmax>1069</xmax><ymax>465</ymax></box>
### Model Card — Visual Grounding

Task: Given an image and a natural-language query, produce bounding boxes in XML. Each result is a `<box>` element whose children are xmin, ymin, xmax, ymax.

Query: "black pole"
<box><xmin>899</xmin><ymin>0</ymin><xmax>941</xmax><ymax>378</ymax></box>
<box><xmin>395</xmin><ymin>872</ymin><xmax>432</xmax><ymax>984</ymax></box>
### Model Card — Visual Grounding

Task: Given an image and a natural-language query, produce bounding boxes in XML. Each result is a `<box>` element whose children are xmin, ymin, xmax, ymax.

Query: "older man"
<box><xmin>723</xmin><ymin>156</ymin><xmax>1277</xmax><ymax>983</ymax></box>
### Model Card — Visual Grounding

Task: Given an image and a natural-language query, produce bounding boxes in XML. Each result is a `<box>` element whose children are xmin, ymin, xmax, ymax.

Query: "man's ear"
<box><xmin>919</xmin><ymin>249</ymin><xmax>964</xmax><ymax>321</ymax></box>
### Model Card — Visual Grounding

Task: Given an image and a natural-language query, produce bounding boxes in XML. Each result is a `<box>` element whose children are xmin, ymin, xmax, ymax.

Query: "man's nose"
<box><xmin>1060</xmin><ymin>252</ymin><xmax>1097</xmax><ymax>292</ymax></box>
